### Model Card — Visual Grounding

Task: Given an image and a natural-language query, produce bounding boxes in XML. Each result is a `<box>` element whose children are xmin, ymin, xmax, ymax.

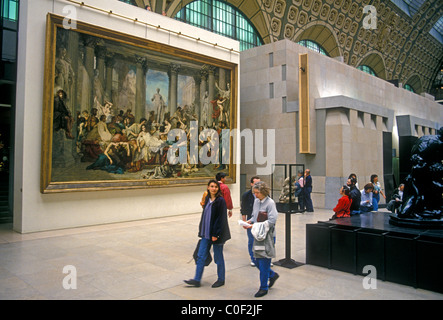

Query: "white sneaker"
<box><xmin>250</xmin><ymin>261</ymin><xmax>256</xmax><ymax>267</ymax></box>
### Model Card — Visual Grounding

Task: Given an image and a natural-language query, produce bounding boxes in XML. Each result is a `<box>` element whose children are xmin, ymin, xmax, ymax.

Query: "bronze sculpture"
<box><xmin>390</xmin><ymin>127</ymin><xmax>443</xmax><ymax>228</ymax></box>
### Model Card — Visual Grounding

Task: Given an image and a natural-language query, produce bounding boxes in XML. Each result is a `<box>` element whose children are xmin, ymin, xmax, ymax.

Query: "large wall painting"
<box><xmin>41</xmin><ymin>14</ymin><xmax>237</xmax><ymax>193</ymax></box>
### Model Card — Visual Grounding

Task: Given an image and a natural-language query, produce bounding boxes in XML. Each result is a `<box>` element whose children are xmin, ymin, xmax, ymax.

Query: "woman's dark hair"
<box><xmin>348</xmin><ymin>173</ymin><xmax>357</xmax><ymax>181</ymax></box>
<box><xmin>364</xmin><ymin>183</ymin><xmax>374</xmax><ymax>191</ymax></box>
<box><xmin>370</xmin><ymin>174</ymin><xmax>378</xmax><ymax>183</ymax></box>
<box><xmin>341</xmin><ymin>185</ymin><xmax>350</xmax><ymax>197</ymax></box>
<box><xmin>205</xmin><ymin>179</ymin><xmax>222</xmax><ymax>204</ymax></box>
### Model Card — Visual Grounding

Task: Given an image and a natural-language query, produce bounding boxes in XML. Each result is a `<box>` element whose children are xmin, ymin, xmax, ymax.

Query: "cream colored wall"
<box><xmin>240</xmin><ymin>39</ymin><xmax>442</xmax><ymax>209</ymax></box>
<box><xmin>14</xmin><ymin>0</ymin><xmax>240</xmax><ymax>233</ymax></box>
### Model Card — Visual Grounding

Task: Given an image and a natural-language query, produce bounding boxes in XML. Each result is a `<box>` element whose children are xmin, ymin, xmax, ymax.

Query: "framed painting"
<box><xmin>41</xmin><ymin>14</ymin><xmax>237</xmax><ymax>193</ymax></box>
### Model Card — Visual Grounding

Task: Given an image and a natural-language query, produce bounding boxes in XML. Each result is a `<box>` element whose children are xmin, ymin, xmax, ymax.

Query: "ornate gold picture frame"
<box><xmin>41</xmin><ymin>14</ymin><xmax>237</xmax><ymax>193</ymax></box>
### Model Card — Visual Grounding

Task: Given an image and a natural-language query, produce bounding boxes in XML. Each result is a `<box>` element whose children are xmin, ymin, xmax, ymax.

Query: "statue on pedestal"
<box><xmin>391</xmin><ymin>127</ymin><xmax>443</xmax><ymax>228</ymax></box>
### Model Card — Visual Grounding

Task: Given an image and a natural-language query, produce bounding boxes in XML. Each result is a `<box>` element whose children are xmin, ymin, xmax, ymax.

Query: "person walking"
<box><xmin>370</xmin><ymin>174</ymin><xmax>385</xmax><ymax>211</ymax></box>
<box><xmin>216</xmin><ymin>172</ymin><xmax>233</xmax><ymax>218</ymax></box>
<box><xmin>304</xmin><ymin>169</ymin><xmax>314</xmax><ymax>212</ymax></box>
<box><xmin>294</xmin><ymin>170</ymin><xmax>304</xmax><ymax>212</ymax></box>
<box><xmin>184</xmin><ymin>179</ymin><xmax>231</xmax><ymax>288</ymax></box>
<box><xmin>241</xmin><ymin>176</ymin><xmax>260</xmax><ymax>266</ymax></box>
<box><xmin>244</xmin><ymin>181</ymin><xmax>279</xmax><ymax>298</ymax></box>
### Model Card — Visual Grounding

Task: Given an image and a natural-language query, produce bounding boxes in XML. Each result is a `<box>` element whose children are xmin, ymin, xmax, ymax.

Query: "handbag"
<box><xmin>257</xmin><ymin>211</ymin><xmax>268</xmax><ymax>222</ymax></box>
<box><xmin>192</xmin><ymin>239</ymin><xmax>212</xmax><ymax>266</ymax></box>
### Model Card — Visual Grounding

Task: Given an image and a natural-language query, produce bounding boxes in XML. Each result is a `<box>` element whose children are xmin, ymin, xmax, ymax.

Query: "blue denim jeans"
<box><xmin>194</xmin><ymin>238</ymin><xmax>225</xmax><ymax>282</ymax></box>
<box><xmin>372</xmin><ymin>193</ymin><xmax>380</xmax><ymax>211</ymax></box>
<box><xmin>255</xmin><ymin>258</ymin><xmax>275</xmax><ymax>291</ymax></box>
<box><xmin>304</xmin><ymin>187</ymin><xmax>313</xmax><ymax>211</ymax></box>
<box><xmin>246</xmin><ymin>228</ymin><xmax>254</xmax><ymax>263</ymax></box>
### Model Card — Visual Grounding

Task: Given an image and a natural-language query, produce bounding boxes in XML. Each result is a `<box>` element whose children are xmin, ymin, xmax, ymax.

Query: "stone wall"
<box><xmin>240</xmin><ymin>39</ymin><xmax>442</xmax><ymax>209</ymax></box>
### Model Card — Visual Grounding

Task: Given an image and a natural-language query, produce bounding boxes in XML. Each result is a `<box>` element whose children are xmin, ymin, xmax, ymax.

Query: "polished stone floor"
<box><xmin>0</xmin><ymin>208</ymin><xmax>442</xmax><ymax>300</ymax></box>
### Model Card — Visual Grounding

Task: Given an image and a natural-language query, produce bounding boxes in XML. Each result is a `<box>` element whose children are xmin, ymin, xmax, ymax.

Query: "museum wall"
<box><xmin>14</xmin><ymin>0</ymin><xmax>240</xmax><ymax>233</ymax></box>
<box><xmin>240</xmin><ymin>39</ymin><xmax>442</xmax><ymax>209</ymax></box>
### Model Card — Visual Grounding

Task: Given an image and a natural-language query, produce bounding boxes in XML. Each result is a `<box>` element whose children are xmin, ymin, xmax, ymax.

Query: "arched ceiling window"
<box><xmin>405</xmin><ymin>74</ymin><xmax>423</xmax><ymax>94</ymax></box>
<box><xmin>404</xmin><ymin>84</ymin><xmax>415</xmax><ymax>92</ymax></box>
<box><xmin>357</xmin><ymin>65</ymin><xmax>377</xmax><ymax>76</ymax></box>
<box><xmin>294</xmin><ymin>24</ymin><xmax>340</xmax><ymax>58</ymax></box>
<box><xmin>174</xmin><ymin>0</ymin><xmax>263</xmax><ymax>51</ymax></box>
<box><xmin>118</xmin><ymin>0</ymin><xmax>137</xmax><ymax>5</ymax></box>
<box><xmin>357</xmin><ymin>53</ymin><xmax>387</xmax><ymax>80</ymax></box>
<box><xmin>297</xmin><ymin>40</ymin><xmax>328</xmax><ymax>56</ymax></box>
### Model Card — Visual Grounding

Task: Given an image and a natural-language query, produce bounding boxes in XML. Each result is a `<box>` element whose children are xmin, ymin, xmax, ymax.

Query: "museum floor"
<box><xmin>0</xmin><ymin>208</ymin><xmax>442</xmax><ymax>300</ymax></box>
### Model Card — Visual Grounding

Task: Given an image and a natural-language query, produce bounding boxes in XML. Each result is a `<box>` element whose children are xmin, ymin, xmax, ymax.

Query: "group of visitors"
<box><xmin>184</xmin><ymin>173</ymin><xmax>279</xmax><ymax>298</ymax></box>
<box><xmin>183</xmin><ymin>170</ymin><xmax>405</xmax><ymax>297</ymax></box>
<box><xmin>330</xmin><ymin>173</ymin><xmax>391</xmax><ymax>219</ymax></box>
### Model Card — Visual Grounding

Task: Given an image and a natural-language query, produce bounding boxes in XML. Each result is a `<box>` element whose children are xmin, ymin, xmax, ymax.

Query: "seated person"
<box><xmin>330</xmin><ymin>185</ymin><xmax>352</xmax><ymax>219</ymax></box>
<box><xmin>347</xmin><ymin>177</ymin><xmax>361</xmax><ymax>215</ymax></box>
<box><xmin>360</xmin><ymin>183</ymin><xmax>374</xmax><ymax>213</ymax></box>
<box><xmin>387</xmin><ymin>183</ymin><xmax>404</xmax><ymax>214</ymax></box>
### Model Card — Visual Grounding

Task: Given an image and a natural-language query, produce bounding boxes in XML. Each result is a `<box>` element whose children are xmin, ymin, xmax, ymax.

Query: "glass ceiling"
<box><xmin>390</xmin><ymin>0</ymin><xmax>443</xmax><ymax>44</ymax></box>
<box><xmin>402</xmin><ymin>0</ymin><xmax>426</xmax><ymax>16</ymax></box>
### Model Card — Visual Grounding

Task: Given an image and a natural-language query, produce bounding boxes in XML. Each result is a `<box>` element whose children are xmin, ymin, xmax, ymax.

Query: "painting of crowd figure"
<box><xmin>79</xmin><ymin>96</ymin><xmax>229</xmax><ymax>178</ymax></box>
<box><xmin>53</xmin><ymin>71</ymin><xmax>232</xmax><ymax>181</ymax></box>
<box><xmin>44</xmin><ymin>17</ymin><xmax>236</xmax><ymax>192</ymax></box>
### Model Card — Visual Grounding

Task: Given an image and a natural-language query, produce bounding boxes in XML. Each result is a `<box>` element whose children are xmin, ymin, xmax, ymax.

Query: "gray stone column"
<box><xmin>83</xmin><ymin>35</ymin><xmax>97</xmax><ymax>110</ymax></box>
<box><xmin>66</xmin><ymin>31</ymin><xmax>79</xmax><ymax>112</ymax></box>
<box><xmin>199</xmin><ymin>66</ymin><xmax>208</xmax><ymax>126</ymax></box>
<box><xmin>135</xmin><ymin>55</ymin><xmax>148</xmax><ymax>121</ymax></box>
<box><xmin>193</xmin><ymin>74</ymin><xmax>201</xmax><ymax>114</ymax></box>
<box><xmin>218</xmin><ymin>67</ymin><xmax>226</xmax><ymax>91</ymax></box>
<box><xmin>168</xmin><ymin>63</ymin><xmax>181</xmax><ymax>114</ymax></box>
<box><xmin>105</xmin><ymin>54</ymin><xmax>115</xmax><ymax>104</ymax></box>
<box><xmin>208</xmin><ymin>65</ymin><xmax>216</xmax><ymax>101</ymax></box>
<box><xmin>95</xmin><ymin>46</ymin><xmax>106</xmax><ymax>105</ymax></box>
<box><xmin>208</xmin><ymin>66</ymin><xmax>216</xmax><ymax>126</ymax></box>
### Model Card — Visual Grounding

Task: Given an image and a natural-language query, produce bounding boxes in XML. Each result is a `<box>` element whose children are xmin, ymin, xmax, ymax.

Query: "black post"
<box><xmin>272</xmin><ymin>164</ymin><xmax>304</xmax><ymax>269</ymax></box>
<box><xmin>274</xmin><ymin>211</ymin><xmax>303</xmax><ymax>269</ymax></box>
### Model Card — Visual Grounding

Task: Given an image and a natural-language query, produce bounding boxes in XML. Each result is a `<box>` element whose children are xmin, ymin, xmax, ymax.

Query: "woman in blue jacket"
<box><xmin>184</xmin><ymin>179</ymin><xmax>231</xmax><ymax>288</ymax></box>
<box><xmin>245</xmin><ymin>181</ymin><xmax>279</xmax><ymax>298</ymax></box>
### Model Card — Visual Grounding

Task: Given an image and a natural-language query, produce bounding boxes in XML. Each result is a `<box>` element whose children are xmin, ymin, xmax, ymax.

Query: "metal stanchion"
<box><xmin>274</xmin><ymin>203</ymin><xmax>304</xmax><ymax>269</ymax></box>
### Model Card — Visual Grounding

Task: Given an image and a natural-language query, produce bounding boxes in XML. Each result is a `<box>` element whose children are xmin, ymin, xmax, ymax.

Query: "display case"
<box><xmin>271</xmin><ymin>164</ymin><xmax>305</xmax><ymax>213</ymax></box>
<box><xmin>271</xmin><ymin>164</ymin><xmax>305</xmax><ymax>269</ymax></box>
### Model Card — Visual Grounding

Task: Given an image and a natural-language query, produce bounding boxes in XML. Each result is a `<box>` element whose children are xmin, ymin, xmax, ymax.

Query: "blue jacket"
<box><xmin>198</xmin><ymin>196</ymin><xmax>231</xmax><ymax>244</ymax></box>
<box><xmin>304</xmin><ymin>175</ymin><xmax>312</xmax><ymax>191</ymax></box>
<box><xmin>241</xmin><ymin>189</ymin><xmax>255</xmax><ymax>219</ymax></box>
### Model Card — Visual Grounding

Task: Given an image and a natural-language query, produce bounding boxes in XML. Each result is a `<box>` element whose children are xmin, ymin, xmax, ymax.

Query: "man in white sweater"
<box><xmin>360</xmin><ymin>183</ymin><xmax>374</xmax><ymax>213</ymax></box>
